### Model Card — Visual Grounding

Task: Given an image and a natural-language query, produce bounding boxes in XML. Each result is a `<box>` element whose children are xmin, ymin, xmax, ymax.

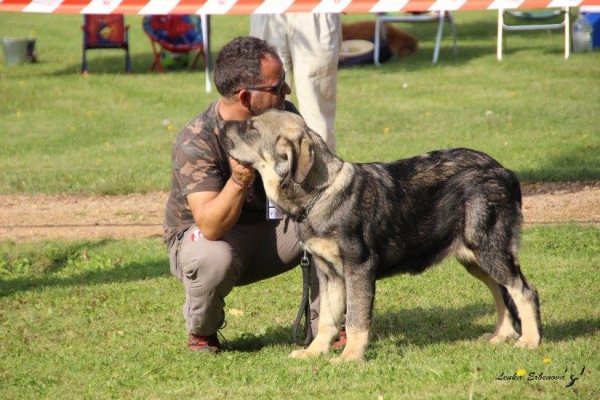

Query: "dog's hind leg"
<box><xmin>457</xmin><ymin>251</ymin><xmax>519</xmax><ymax>344</ymax></box>
<box><xmin>291</xmin><ymin>257</ymin><xmax>346</xmax><ymax>359</ymax></box>
<box><xmin>480</xmin><ymin>243</ymin><xmax>542</xmax><ymax>349</ymax></box>
<box><xmin>461</xmin><ymin>189</ymin><xmax>541</xmax><ymax>349</ymax></box>
<box><xmin>500</xmin><ymin>271</ymin><xmax>542</xmax><ymax>349</ymax></box>
<box><xmin>461</xmin><ymin>247</ymin><xmax>542</xmax><ymax>349</ymax></box>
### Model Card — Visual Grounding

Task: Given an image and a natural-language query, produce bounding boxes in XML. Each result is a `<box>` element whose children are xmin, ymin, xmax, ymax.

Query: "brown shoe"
<box><xmin>188</xmin><ymin>332</ymin><xmax>221</xmax><ymax>353</ymax></box>
<box><xmin>332</xmin><ymin>329</ymin><xmax>347</xmax><ymax>349</ymax></box>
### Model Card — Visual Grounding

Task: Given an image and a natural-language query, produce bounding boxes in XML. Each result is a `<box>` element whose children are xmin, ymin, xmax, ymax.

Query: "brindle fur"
<box><xmin>219</xmin><ymin>110</ymin><xmax>542</xmax><ymax>362</ymax></box>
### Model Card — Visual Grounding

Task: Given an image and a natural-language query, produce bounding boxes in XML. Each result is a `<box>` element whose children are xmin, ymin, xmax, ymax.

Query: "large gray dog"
<box><xmin>219</xmin><ymin>110</ymin><xmax>542</xmax><ymax>362</ymax></box>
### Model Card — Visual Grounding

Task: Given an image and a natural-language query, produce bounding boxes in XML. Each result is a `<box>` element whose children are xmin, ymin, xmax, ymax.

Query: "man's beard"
<box><xmin>249</xmin><ymin>99</ymin><xmax>284</xmax><ymax>116</ymax></box>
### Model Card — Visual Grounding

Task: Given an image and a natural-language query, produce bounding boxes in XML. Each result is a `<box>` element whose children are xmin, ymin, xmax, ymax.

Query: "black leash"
<box><xmin>292</xmin><ymin>248</ymin><xmax>313</xmax><ymax>346</ymax></box>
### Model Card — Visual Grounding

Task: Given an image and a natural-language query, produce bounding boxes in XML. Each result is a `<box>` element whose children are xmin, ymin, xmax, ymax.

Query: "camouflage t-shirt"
<box><xmin>163</xmin><ymin>100</ymin><xmax>299</xmax><ymax>246</ymax></box>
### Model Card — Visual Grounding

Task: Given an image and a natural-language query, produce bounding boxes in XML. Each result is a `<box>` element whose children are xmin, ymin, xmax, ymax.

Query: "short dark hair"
<box><xmin>214</xmin><ymin>36</ymin><xmax>280</xmax><ymax>97</ymax></box>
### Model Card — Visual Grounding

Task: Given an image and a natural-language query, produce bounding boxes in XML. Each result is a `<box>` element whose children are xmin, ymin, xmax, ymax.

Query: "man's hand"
<box><xmin>229</xmin><ymin>156</ymin><xmax>255</xmax><ymax>188</ymax></box>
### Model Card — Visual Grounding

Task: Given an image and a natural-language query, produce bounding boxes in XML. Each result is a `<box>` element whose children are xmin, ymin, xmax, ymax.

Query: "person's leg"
<box><xmin>234</xmin><ymin>218</ymin><xmax>302</xmax><ymax>285</ymax></box>
<box><xmin>310</xmin><ymin>261</ymin><xmax>320</xmax><ymax>336</ymax></box>
<box><xmin>234</xmin><ymin>218</ymin><xmax>320</xmax><ymax>344</ymax></box>
<box><xmin>171</xmin><ymin>219</ymin><xmax>303</xmax><ymax>339</ymax></box>
<box><xmin>174</xmin><ymin>226</ymin><xmax>239</xmax><ymax>337</ymax></box>
<box><xmin>250</xmin><ymin>14</ymin><xmax>293</xmax><ymax>81</ymax></box>
<box><xmin>287</xmin><ymin>13</ymin><xmax>341</xmax><ymax>153</ymax></box>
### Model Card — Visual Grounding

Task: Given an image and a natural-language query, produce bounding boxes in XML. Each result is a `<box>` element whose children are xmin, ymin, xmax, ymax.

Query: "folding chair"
<box><xmin>142</xmin><ymin>15</ymin><xmax>205</xmax><ymax>72</ymax></box>
<box><xmin>81</xmin><ymin>14</ymin><xmax>131</xmax><ymax>73</ymax></box>
<box><xmin>497</xmin><ymin>8</ymin><xmax>571</xmax><ymax>60</ymax></box>
<box><xmin>374</xmin><ymin>11</ymin><xmax>457</xmax><ymax>66</ymax></box>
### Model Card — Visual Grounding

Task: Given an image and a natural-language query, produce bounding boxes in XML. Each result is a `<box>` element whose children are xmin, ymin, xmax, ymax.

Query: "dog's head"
<box><xmin>219</xmin><ymin>109</ymin><xmax>317</xmax><ymax>194</ymax></box>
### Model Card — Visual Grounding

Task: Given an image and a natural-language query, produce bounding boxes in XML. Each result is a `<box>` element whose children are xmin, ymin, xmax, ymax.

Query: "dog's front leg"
<box><xmin>291</xmin><ymin>257</ymin><xmax>345</xmax><ymax>359</ymax></box>
<box><xmin>331</xmin><ymin>263</ymin><xmax>376</xmax><ymax>363</ymax></box>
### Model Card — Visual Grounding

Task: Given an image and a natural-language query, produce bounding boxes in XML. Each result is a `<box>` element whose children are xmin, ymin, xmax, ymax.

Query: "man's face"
<box><xmin>247</xmin><ymin>55</ymin><xmax>291</xmax><ymax>116</ymax></box>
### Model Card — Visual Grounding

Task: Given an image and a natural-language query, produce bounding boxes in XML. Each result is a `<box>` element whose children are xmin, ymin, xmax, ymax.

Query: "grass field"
<box><xmin>1</xmin><ymin>225</ymin><xmax>599</xmax><ymax>398</ymax></box>
<box><xmin>1</xmin><ymin>12</ymin><xmax>599</xmax><ymax>194</ymax></box>
<box><xmin>1</xmin><ymin>9</ymin><xmax>599</xmax><ymax>399</ymax></box>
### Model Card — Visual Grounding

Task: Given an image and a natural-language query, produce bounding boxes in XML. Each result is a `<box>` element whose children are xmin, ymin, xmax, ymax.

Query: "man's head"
<box><xmin>214</xmin><ymin>36</ymin><xmax>291</xmax><ymax>115</ymax></box>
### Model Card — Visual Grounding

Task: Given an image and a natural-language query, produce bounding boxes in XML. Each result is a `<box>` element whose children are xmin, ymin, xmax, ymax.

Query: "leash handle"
<box><xmin>293</xmin><ymin>249</ymin><xmax>313</xmax><ymax>345</ymax></box>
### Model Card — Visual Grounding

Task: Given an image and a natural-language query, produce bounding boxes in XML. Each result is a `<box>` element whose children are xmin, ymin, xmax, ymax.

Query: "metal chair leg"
<box><xmin>374</xmin><ymin>17</ymin><xmax>384</xmax><ymax>67</ymax></box>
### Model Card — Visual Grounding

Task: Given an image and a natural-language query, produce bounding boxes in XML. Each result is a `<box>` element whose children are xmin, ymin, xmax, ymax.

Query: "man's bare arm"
<box><xmin>188</xmin><ymin>157</ymin><xmax>255</xmax><ymax>240</ymax></box>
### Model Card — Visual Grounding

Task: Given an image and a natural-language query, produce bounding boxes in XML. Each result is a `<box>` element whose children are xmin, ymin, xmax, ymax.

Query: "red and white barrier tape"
<box><xmin>1</xmin><ymin>0</ymin><xmax>598</xmax><ymax>15</ymax></box>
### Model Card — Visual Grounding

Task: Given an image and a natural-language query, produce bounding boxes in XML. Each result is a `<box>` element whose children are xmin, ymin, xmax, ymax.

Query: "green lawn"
<box><xmin>1</xmin><ymin>225</ymin><xmax>598</xmax><ymax>398</ymax></box>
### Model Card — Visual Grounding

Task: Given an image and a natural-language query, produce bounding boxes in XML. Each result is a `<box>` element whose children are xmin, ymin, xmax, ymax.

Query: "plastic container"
<box><xmin>581</xmin><ymin>9</ymin><xmax>600</xmax><ymax>49</ymax></box>
<box><xmin>572</xmin><ymin>13</ymin><xmax>593</xmax><ymax>53</ymax></box>
<box><xmin>2</xmin><ymin>36</ymin><xmax>36</xmax><ymax>65</ymax></box>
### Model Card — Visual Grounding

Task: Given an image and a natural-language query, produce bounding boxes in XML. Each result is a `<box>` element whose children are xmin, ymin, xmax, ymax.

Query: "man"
<box><xmin>163</xmin><ymin>36</ymin><xmax>304</xmax><ymax>352</ymax></box>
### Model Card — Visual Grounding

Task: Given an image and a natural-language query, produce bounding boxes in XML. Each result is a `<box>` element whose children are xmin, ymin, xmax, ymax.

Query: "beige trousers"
<box><xmin>169</xmin><ymin>218</ymin><xmax>303</xmax><ymax>336</ymax></box>
<box><xmin>250</xmin><ymin>13</ymin><xmax>341</xmax><ymax>153</ymax></box>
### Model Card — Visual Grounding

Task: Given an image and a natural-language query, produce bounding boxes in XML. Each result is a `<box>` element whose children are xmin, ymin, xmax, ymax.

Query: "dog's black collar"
<box><xmin>294</xmin><ymin>190</ymin><xmax>325</xmax><ymax>223</ymax></box>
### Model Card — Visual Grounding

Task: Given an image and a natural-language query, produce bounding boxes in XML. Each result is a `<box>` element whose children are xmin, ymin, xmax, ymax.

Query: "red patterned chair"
<box><xmin>81</xmin><ymin>14</ymin><xmax>131</xmax><ymax>73</ymax></box>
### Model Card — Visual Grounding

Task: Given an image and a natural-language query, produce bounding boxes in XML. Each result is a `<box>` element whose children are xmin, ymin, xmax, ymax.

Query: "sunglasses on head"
<box><xmin>234</xmin><ymin>74</ymin><xmax>286</xmax><ymax>96</ymax></box>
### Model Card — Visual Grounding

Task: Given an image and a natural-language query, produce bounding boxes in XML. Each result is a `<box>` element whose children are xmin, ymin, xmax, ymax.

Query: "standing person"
<box><xmin>250</xmin><ymin>13</ymin><xmax>341</xmax><ymax>153</ymax></box>
<box><xmin>163</xmin><ymin>36</ymin><xmax>304</xmax><ymax>352</ymax></box>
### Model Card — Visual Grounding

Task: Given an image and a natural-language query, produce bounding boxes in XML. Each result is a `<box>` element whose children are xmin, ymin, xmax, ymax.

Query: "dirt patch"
<box><xmin>1</xmin><ymin>192</ymin><xmax>168</xmax><ymax>242</ymax></box>
<box><xmin>1</xmin><ymin>182</ymin><xmax>598</xmax><ymax>242</ymax></box>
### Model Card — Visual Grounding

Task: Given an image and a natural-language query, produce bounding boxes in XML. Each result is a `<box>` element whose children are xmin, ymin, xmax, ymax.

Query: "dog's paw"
<box><xmin>329</xmin><ymin>347</ymin><xmax>366</xmax><ymax>364</ymax></box>
<box><xmin>330</xmin><ymin>356</ymin><xmax>364</xmax><ymax>364</ymax></box>
<box><xmin>290</xmin><ymin>349</ymin><xmax>321</xmax><ymax>359</ymax></box>
<box><xmin>514</xmin><ymin>337</ymin><xmax>540</xmax><ymax>350</ymax></box>
<box><xmin>481</xmin><ymin>332</ymin><xmax>504</xmax><ymax>344</ymax></box>
<box><xmin>481</xmin><ymin>331</ymin><xmax>520</xmax><ymax>344</ymax></box>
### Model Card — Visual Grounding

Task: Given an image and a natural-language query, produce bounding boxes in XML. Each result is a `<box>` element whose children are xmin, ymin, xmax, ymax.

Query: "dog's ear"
<box><xmin>276</xmin><ymin>130</ymin><xmax>314</xmax><ymax>185</ymax></box>
<box><xmin>291</xmin><ymin>134</ymin><xmax>314</xmax><ymax>184</ymax></box>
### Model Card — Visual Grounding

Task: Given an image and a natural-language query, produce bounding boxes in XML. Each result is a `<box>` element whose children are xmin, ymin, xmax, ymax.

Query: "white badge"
<box><xmin>266</xmin><ymin>199</ymin><xmax>284</xmax><ymax>220</ymax></box>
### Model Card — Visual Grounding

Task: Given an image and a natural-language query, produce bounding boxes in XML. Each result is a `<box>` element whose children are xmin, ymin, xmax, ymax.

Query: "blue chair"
<box><xmin>142</xmin><ymin>15</ymin><xmax>205</xmax><ymax>72</ymax></box>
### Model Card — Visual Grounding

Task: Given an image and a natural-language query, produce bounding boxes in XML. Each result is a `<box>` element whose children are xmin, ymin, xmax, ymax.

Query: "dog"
<box><xmin>219</xmin><ymin>110</ymin><xmax>542</xmax><ymax>363</ymax></box>
<box><xmin>342</xmin><ymin>20</ymin><xmax>418</xmax><ymax>56</ymax></box>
